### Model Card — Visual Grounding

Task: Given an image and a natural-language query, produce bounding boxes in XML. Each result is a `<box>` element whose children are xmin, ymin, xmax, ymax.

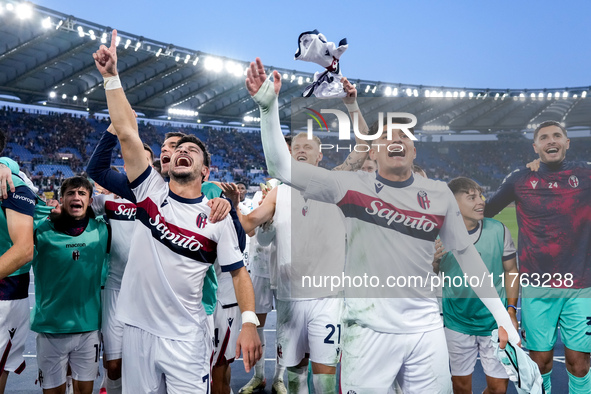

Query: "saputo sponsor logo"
<box><xmin>365</xmin><ymin>200</ymin><xmax>438</xmax><ymax>232</ymax></box>
<box><xmin>148</xmin><ymin>213</ymin><xmax>203</xmax><ymax>251</ymax></box>
<box><xmin>113</xmin><ymin>204</ymin><xmax>137</xmax><ymax>220</ymax></box>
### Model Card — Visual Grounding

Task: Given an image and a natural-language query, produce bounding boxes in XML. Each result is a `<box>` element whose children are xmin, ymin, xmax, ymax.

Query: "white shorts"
<box><xmin>102</xmin><ymin>288</ymin><xmax>124</xmax><ymax>361</ymax></box>
<box><xmin>122</xmin><ymin>325</ymin><xmax>211</xmax><ymax>394</ymax></box>
<box><xmin>0</xmin><ymin>299</ymin><xmax>29</xmax><ymax>374</ymax></box>
<box><xmin>276</xmin><ymin>298</ymin><xmax>343</xmax><ymax>367</ymax></box>
<box><xmin>212</xmin><ymin>302</ymin><xmax>241</xmax><ymax>366</ymax></box>
<box><xmin>252</xmin><ymin>275</ymin><xmax>275</xmax><ymax>314</ymax></box>
<box><xmin>340</xmin><ymin>324</ymin><xmax>452</xmax><ymax>394</ymax></box>
<box><xmin>444</xmin><ymin>327</ymin><xmax>508</xmax><ymax>379</ymax></box>
<box><xmin>36</xmin><ymin>331</ymin><xmax>100</xmax><ymax>389</ymax></box>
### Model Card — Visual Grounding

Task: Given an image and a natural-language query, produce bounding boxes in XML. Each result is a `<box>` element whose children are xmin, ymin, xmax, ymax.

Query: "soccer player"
<box><xmin>31</xmin><ymin>176</ymin><xmax>110</xmax><ymax>394</ymax></box>
<box><xmin>484</xmin><ymin>120</ymin><xmax>591</xmax><ymax>394</ymax></box>
<box><xmin>93</xmin><ymin>30</ymin><xmax>260</xmax><ymax>393</ymax></box>
<box><xmin>0</xmin><ymin>140</ymin><xmax>35</xmax><ymax>394</ymax></box>
<box><xmin>436</xmin><ymin>177</ymin><xmax>519</xmax><ymax>394</ymax></box>
<box><xmin>247</xmin><ymin>57</ymin><xmax>520</xmax><ymax>393</ymax></box>
<box><xmin>226</xmin><ymin>77</ymin><xmax>368</xmax><ymax>394</ymax></box>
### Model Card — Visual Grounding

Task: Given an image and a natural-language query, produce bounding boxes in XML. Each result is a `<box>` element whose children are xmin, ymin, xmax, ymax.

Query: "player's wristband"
<box><xmin>242</xmin><ymin>311</ymin><xmax>260</xmax><ymax>326</ymax></box>
<box><xmin>345</xmin><ymin>101</ymin><xmax>360</xmax><ymax>113</ymax></box>
<box><xmin>103</xmin><ymin>75</ymin><xmax>122</xmax><ymax>90</ymax></box>
<box><xmin>507</xmin><ymin>304</ymin><xmax>517</xmax><ymax>312</ymax></box>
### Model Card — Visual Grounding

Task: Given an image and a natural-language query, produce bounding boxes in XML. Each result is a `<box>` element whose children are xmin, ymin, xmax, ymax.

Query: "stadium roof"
<box><xmin>1</xmin><ymin>1</ymin><xmax>591</xmax><ymax>134</ymax></box>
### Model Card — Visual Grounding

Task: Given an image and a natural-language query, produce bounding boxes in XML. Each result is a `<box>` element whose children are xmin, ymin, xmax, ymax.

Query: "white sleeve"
<box><xmin>90</xmin><ymin>194</ymin><xmax>107</xmax><ymax>217</ymax></box>
<box><xmin>438</xmin><ymin>189</ymin><xmax>472</xmax><ymax>252</ymax></box>
<box><xmin>128</xmin><ymin>166</ymin><xmax>165</xmax><ymax>203</ymax></box>
<box><xmin>452</xmin><ymin>244</ymin><xmax>521</xmax><ymax>345</ymax></box>
<box><xmin>217</xmin><ymin>216</ymin><xmax>246</xmax><ymax>272</ymax></box>
<box><xmin>502</xmin><ymin>225</ymin><xmax>517</xmax><ymax>259</ymax></box>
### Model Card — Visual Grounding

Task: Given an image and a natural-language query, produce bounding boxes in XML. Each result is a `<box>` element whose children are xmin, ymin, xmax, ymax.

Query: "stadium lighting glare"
<box><xmin>204</xmin><ymin>57</ymin><xmax>223</xmax><ymax>72</ymax></box>
<box><xmin>135</xmin><ymin>41</ymin><xmax>141</xmax><ymax>51</ymax></box>
<box><xmin>115</xmin><ymin>35</ymin><xmax>121</xmax><ymax>47</ymax></box>
<box><xmin>384</xmin><ymin>86</ymin><xmax>392</xmax><ymax>96</ymax></box>
<box><xmin>538</xmin><ymin>92</ymin><xmax>543</xmax><ymax>99</ymax></box>
<box><xmin>406</xmin><ymin>88</ymin><xmax>412</xmax><ymax>96</ymax></box>
<box><xmin>156</xmin><ymin>48</ymin><xmax>162</xmax><ymax>57</ymax></box>
<box><xmin>583</xmin><ymin>91</ymin><xmax>588</xmax><ymax>98</ymax></box>
<box><xmin>49</xmin><ymin>91</ymin><xmax>56</xmax><ymax>98</ymax></box>
<box><xmin>445</xmin><ymin>91</ymin><xmax>452</xmax><ymax>98</ymax></box>
<box><xmin>42</xmin><ymin>17</ymin><xmax>52</xmax><ymax>29</ymax></box>
<box><xmin>55</xmin><ymin>19</ymin><xmax>63</xmax><ymax>30</ymax></box>
<box><xmin>392</xmin><ymin>87</ymin><xmax>398</xmax><ymax>96</ymax></box>
<box><xmin>175</xmin><ymin>54</ymin><xmax>180</xmax><ymax>62</ymax></box>
<box><xmin>282</xmin><ymin>73</ymin><xmax>288</xmax><ymax>79</ymax></box>
<box><xmin>372</xmin><ymin>86</ymin><xmax>377</xmax><ymax>94</ymax></box>
<box><xmin>290</xmin><ymin>74</ymin><xmax>296</xmax><ymax>80</ymax></box>
<box><xmin>192</xmin><ymin>56</ymin><xmax>199</xmax><ymax>66</ymax></box>
<box><xmin>468</xmin><ymin>92</ymin><xmax>474</xmax><ymax>98</ymax></box>
<box><xmin>124</xmin><ymin>39</ymin><xmax>131</xmax><ymax>49</ymax></box>
<box><xmin>424</xmin><ymin>89</ymin><xmax>430</xmax><ymax>97</ymax></box>
<box><xmin>547</xmin><ymin>92</ymin><xmax>552</xmax><ymax>99</ymax></box>
<box><xmin>43</xmin><ymin>102</ymin><xmax>46</xmax><ymax>105</ymax></box>
<box><xmin>453</xmin><ymin>91</ymin><xmax>458</xmax><ymax>98</ymax></box>
<box><xmin>225</xmin><ymin>61</ymin><xmax>243</xmax><ymax>77</ymax></box>
<box><xmin>197</xmin><ymin>119</ymin><xmax>201</xmax><ymax>123</ymax></box>
<box><xmin>460</xmin><ymin>91</ymin><xmax>466</xmax><ymax>98</ymax></box>
<box><xmin>61</xmin><ymin>94</ymin><xmax>67</xmax><ymax>99</ymax></box>
<box><xmin>184</xmin><ymin>54</ymin><xmax>191</xmax><ymax>64</ymax></box>
<box><xmin>365</xmin><ymin>85</ymin><xmax>370</xmax><ymax>93</ymax></box>
<box><xmin>89</xmin><ymin>29</ymin><xmax>96</xmax><ymax>40</ymax></box>
<box><xmin>15</xmin><ymin>2</ymin><xmax>32</xmax><ymax>19</ymax></box>
<box><xmin>72</xmin><ymin>95</ymin><xmax>77</xmax><ymax>101</ymax></box>
<box><xmin>413</xmin><ymin>89</ymin><xmax>418</xmax><ymax>97</ymax></box>
<box><xmin>297</xmin><ymin>76</ymin><xmax>303</xmax><ymax>85</ymax></box>
<box><xmin>306</xmin><ymin>77</ymin><xmax>311</xmax><ymax>83</ymax></box>
<box><xmin>562</xmin><ymin>91</ymin><xmax>569</xmax><ymax>98</ymax></box>
<box><xmin>101</xmin><ymin>32</ymin><xmax>107</xmax><ymax>44</ymax></box>
<box><xmin>83</xmin><ymin>97</ymin><xmax>87</xmax><ymax>102</ymax></box>
<box><xmin>243</xmin><ymin>116</ymin><xmax>260</xmax><ymax>123</ymax></box>
<box><xmin>6</xmin><ymin>3</ymin><xmax>13</xmax><ymax>11</ymax></box>
<box><xmin>530</xmin><ymin>93</ymin><xmax>535</xmax><ymax>99</ymax></box>
<box><xmin>553</xmin><ymin>92</ymin><xmax>560</xmax><ymax>99</ymax></box>
<box><xmin>168</xmin><ymin>108</ymin><xmax>198</xmax><ymax>117</ymax></box>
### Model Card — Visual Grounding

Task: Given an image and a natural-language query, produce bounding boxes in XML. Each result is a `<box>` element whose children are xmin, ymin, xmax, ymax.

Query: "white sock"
<box><xmin>287</xmin><ymin>366</ymin><xmax>308</xmax><ymax>394</ymax></box>
<box><xmin>312</xmin><ymin>374</ymin><xmax>336</xmax><ymax>394</ymax></box>
<box><xmin>106</xmin><ymin>376</ymin><xmax>122</xmax><ymax>394</ymax></box>
<box><xmin>254</xmin><ymin>327</ymin><xmax>266</xmax><ymax>379</ymax></box>
<box><xmin>273</xmin><ymin>363</ymin><xmax>286</xmax><ymax>382</ymax></box>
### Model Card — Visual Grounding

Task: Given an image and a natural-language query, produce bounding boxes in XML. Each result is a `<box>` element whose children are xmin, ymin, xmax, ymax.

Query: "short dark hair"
<box><xmin>447</xmin><ymin>177</ymin><xmax>482</xmax><ymax>197</ymax></box>
<box><xmin>369</xmin><ymin>117</ymin><xmax>415</xmax><ymax>137</ymax></box>
<box><xmin>143</xmin><ymin>143</ymin><xmax>154</xmax><ymax>162</ymax></box>
<box><xmin>175</xmin><ymin>135</ymin><xmax>210</xmax><ymax>168</ymax></box>
<box><xmin>164</xmin><ymin>132</ymin><xmax>186</xmax><ymax>141</ymax></box>
<box><xmin>533</xmin><ymin>120</ymin><xmax>567</xmax><ymax>141</ymax></box>
<box><xmin>0</xmin><ymin>130</ymin><xmax>6</xmax><ymax>155</ymax></box>
<box><xmin>60</xmin><ymin>176</ymin><xmax>93</xmax><ymax>199</ymax></box>
<box><xmin>236</xmin><ymin>182</ymin><xmax>247</xmax><ymax>188</ymax></box>
<box><xmin>284</xmin><ymin>135</ymin><xmax>292</xmax><ymax>146</ymax></box>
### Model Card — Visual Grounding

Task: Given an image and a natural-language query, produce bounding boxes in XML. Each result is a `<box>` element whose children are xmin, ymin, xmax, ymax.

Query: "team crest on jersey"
<box><xmin>417</xmin><ymin>190</ymin><xmax>431</xmax><ymax>210</ymax></box>
<box><xmin>72</xmin><ymin>250</ymin><xmax>80</xmax><ymax>261</ymax></box>
<box><xmin>569</xmin><ymin>175</ymin><xmax>579</xmax><ymax>188</ymax></box>
<box><xmin>195</xmin><ymin>213</ymin><xmax>208</xmax><ymax>229</ymax></box>
<box><xmin>277</xmin><ymin>343</ymin><xmax>283</xmax><ymax>358</ymax></box>
<box><xmin>346</xmin><ymin>391</ymin><xmax>357</xmax><ymax>394</ymax></box>
<box><xmin>530</xmin><ymin>180</ymin><xmax>538</xmax><ymax>189</ymax></box>
<box><xmin>375</xmin><ymin>182</ymin><xmax>384</xmax><ymax>194</ymax></box>
<box><xmin>302</xmin><ymin>205</ymin><xmax>308</xmax><ymax>216</ymax></box>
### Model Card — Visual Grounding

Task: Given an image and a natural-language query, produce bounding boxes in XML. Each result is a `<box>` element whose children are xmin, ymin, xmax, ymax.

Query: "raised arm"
<box><xmin>332</xmin><ymin>77</ymin><xmax>370</xmax><ymax>172</ymax></box>
<box><xmin>87</xmin><ymin>125</ymin><xmax>135</xmax><ymax>202</ymax></box>
<box><xmin>92</xmin><ymin>30</ymin><xmax>148</xmax><ymax>183</ymax></box>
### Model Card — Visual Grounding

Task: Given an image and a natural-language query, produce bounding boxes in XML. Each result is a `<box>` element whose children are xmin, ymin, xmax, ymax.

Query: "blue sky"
<box><xmin>34</xmin><ymin>0</ymin><xmax>591</xmax><ymax>89</ymax></box>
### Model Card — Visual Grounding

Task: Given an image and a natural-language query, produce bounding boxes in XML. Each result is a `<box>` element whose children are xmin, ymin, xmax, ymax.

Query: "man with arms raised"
<box><xmin>247</xmin><ymin>58</ymin><xmax>520</xmax><ymax>393</ymax></box>
<box><xmin>485</xmin><ymin>120</ymin><xmax>591</xmax><ymax>394</ymax></box>
<box><xmin>93</xmin><ymin>31</ymin><xmax>260</xmax><ymax>393</ymax></box>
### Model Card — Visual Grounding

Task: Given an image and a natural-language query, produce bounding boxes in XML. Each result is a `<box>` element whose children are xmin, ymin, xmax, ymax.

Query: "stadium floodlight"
<box><xmin>306</xmin><ymin>77</ymin><xmax>311</xmax><ymax>83</ymax></box>
<box><xmin>204</xmin><ymin>57</ymin><xmax>223</xmax><ymax>72</ymax></box>
<box><xmin>42</xmin><ymin>17</ymin><xmax>52</xmax><ymax>29</ymax></box>
<box><xmin>89</xmin><ymin>30</ymin><xmax>96</xmax><ymax>40</ymax></box>
<box><xmin>156</xmin><ymin>48</ymin><xmax>162</xmax><ymax>57</ymax></box>
<box><xmin>445</xmin><ymin>91</ymin><xmax>452</xmax><ymax>98</ymax></box>
<box><xmin>562</xmin><ymin>91</ymin><xmax>569</xmax><ymax>99</ymax></box>
<box><xmin>547</xmin><ymin>92</ymin><xmax>552</xmax><ymax>99</ymax></box>
<box><xmin>124</xmin><ymin>39</ymin><xmax>131</xmax><ymax>49</ymax></box>
<box><xmin>392</xmin><ymin>87</ymin><xmax>398</xmax><ymax>96</ymax></box>
<box><xmin>192</xmin><ymin>56</ymin><xmax>199</xmax><ymax>66</ymax></box>
<box><xmin>530</xmin><ymin>93</ymin><xmax>535</xmax><ymax>99</ymax></box>
<box><xmin>83</xmin><ymin>97</ymin><xmax>87</xmax><ymax>102</ymax></box>
<box><xmin>297</xmin><ymin>76</ymin><xmax>303</xmax><ymax>85</ymax></box>
<box><xmin>365</xmin><ymin>85</ymin><xmax>370</xmax><ymax>93</ymax></box>
<box><xmin>372</xmin><ymin>86</ymin><xmax>377</xmax><ymax>94</ymax></box>
<box><xmin>61</xmin><ymin>94</ymin><xmax>67</xmax><ymax>99</ymax></box>
<box><xmin>538</xmin><ymin>92</ymin><xmax>543</xmax><ymax>99</ymax></box>
<box><xmin>385</xmin><ymin>86</ymin><xmax>392</xmax><ymax>96</ymax></box>
<box><xmin>583</xmin><ymin>91</ymin><xmax>588</xmax><ymax>98</ymax></box>
<box><xmin>15</xmin><ymin>2</ymin><xmax>32</xmax><ymax>19</ymax></box>
<box><xmin>49</xmin><ymin>91</ymin><xmax>56</xmax><ymax>98</ymax></box>
<box><xmin>290</xmin><ymin>74</ymin><xmax>296</xmax><ymax>80</ymax></box>
<box><xmin>460</xmin><ymin>91</ymin><xmax>466</xmax><ymax>98</ymax></box>
<box><xmin>424</xmin><ymin>89</ymin><xmax>430</xmax><ymax>97</ymax></box>
<box><xmin>72</xmin><ymin>95</ymin><xmax>77</xmax><ymax>101</ymax></box>
<box><xmin>468</xmin><ymin>92</ymin><xmax>474</xmax><ymax>98</ymax></box>
<box><xmin>453</xmin><ymin>91</ymin><xmax>458</xmax><ymax>98</ymax></box>
<box><xmin>553</xmin><ymin>92</ymin><xmax>559</xmax><ymax>99</ymax></box>
<box><xmin>101</xmin><ymin>32</ymin><xmax>107</xmax><ymax>44</ymax></box>
<box><xmin>175</xmin><ymin>54</ymin><xmax>180</xmax><ymax>62</ymax></box>
<box><xmin>168</xmin><ymin>108</ymin><xmax>198</xmax><ymax>117</ymax></box>
<box><xmin>413</xmin><ymin>89</ymin><xmax>418</xmax><ymax>97</ymax></box>
<box><xmin>135</xmin><ymin>41</ymin><xmax>141</xmax><ymax>51</ymax></box>
<box><xmin>282</xmin><ymin>73</ymin><xmax>288</xmax><ymax>79</ymax></box>
<box><xmin>184</xmin><ymin>54</ymin><xmax>191</xmax><ymax>64</ymax></box>
<box><xmin>406</xmin><ymin>88</ymin><xmax>412</xmax><ymax>96</ymax></box>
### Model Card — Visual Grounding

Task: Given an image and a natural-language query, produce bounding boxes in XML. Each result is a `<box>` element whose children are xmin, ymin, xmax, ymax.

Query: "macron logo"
<box><xmin>375</xmin><ymin>183</ymin><xmax>384</xmax><ymax>194</ymax></box>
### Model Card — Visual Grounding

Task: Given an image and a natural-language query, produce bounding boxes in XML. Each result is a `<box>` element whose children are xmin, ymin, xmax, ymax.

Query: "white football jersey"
<box><xmin>302</xmin><ymin>170</ymin><xmax>470</xmax><ymax>334</ymax></box>
<box><xmin>91</xmin><ymin>194</ymin><xmax>136</xmax><ymax>291</ymax></box>
<box><xmin>116</xmin><ymin>168</ymin><xmax>244</xmax><ymax>340</ymax></box>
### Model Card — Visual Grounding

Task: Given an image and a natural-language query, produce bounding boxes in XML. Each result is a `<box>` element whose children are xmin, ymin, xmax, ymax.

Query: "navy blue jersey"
<box><xmin>485</xmin><ymin>161</ymin><xmax>591</xmax><ymax>288</ymax></box>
